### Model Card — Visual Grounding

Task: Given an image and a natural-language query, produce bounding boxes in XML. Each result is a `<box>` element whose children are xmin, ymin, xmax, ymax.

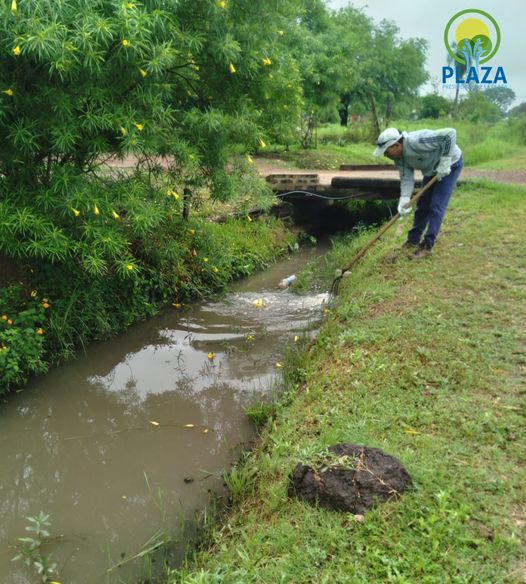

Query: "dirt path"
<box><xmin>103</xmin><ymin>154</ymin><xmax>526</xmax><ymax>185</ymax></box>
<box><xmin>253</xmin><ymin>157</ymin><xmax>526</xmax><ymax>185</ymax></box>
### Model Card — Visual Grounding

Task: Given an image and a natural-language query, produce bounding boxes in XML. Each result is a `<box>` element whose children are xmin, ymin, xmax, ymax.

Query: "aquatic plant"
<box><xmin>11</xmin><ymin>512</ymin><xmax>59</xmax><ymax>584</ymax></box>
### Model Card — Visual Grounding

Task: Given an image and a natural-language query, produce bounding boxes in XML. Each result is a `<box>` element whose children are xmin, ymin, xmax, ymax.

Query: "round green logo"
<box><xmin>444</xmin><ymin>9</ymin><xmax>501</xmax><ymax>66</ymax></box>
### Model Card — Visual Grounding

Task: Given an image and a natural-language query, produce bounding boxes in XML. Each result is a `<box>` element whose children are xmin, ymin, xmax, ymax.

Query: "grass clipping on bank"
<box><xmin>170</xmin><ymin>180</ymin><xmax>526</xmax><ymax>584</ymax></box>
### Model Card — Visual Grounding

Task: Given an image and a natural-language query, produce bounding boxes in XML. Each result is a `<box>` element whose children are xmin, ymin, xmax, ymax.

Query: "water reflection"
<box><xmin>0</xmin><ymin>247</ymin><xmax>327</xmax><ymax>583</ymax></box>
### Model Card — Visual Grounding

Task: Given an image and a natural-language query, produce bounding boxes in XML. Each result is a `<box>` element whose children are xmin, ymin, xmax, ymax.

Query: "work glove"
<box><xmin>436</xmin><ymin>156</ymin><xmax>452</xmax><ymax>181</ymax></box>
<box><xmin>397</xmin><ymin>195</ymin><xmax>411</xmax><ymax>216</ymax></box>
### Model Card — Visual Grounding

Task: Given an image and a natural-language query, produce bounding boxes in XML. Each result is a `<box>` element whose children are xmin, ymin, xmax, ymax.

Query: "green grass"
<box><xmin>259</xmin><ymin>142</ymin><xmax>380</xmax><ymax>170</ymax></box>
<box><xmin>269</xmin><ymin>118</ymin><xmax>526</xmax><ymax>171</ymax></box>
<box><xmin>167</xmin><ymin>180</ymin><xmax>526</xmax><ymax>583</ymax></box>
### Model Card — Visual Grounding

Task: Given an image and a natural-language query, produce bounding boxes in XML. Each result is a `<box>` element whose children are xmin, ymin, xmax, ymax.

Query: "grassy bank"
<box><xmin>168</xmin><ymin>179</ymin><xmax>526</xmax><ymax>583</ymax></box>
<box><xmin>267</xmin><ymin>117</ymin><xmax>526</xmax><ymax>171</ymax></box>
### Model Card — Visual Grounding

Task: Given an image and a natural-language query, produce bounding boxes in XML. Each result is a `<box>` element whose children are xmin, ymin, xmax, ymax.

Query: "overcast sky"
<box><xmin>326</xmin><ymin>0</ymin><xmax>526</xmax><ymax>108</ymax></box>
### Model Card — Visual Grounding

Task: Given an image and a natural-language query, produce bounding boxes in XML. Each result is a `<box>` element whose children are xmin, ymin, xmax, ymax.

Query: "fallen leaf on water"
<box><xmin>184</xmin><ymin>423</ymin><xmax>195</xmax><ymax>428</ymax></box>
<box><xmin>203</xmin><ymin>428</ymin><xmax>209</xmax><ymax>433</ymax></box>
<box><xmin>149</xmin><ymin>420</ymin><xmax>160</xmax><ymax>426</ymax></box>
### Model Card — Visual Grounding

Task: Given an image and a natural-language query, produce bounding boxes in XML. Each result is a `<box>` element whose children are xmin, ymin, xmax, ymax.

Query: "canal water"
<box><xmin>0</xmin><ymin>245</ymin><xmax>329</xmax><ymax>584</ymax></box>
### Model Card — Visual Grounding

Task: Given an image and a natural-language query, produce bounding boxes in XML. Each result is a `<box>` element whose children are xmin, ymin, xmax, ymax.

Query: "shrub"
<box><xmin>0</xmin><ymin>285</ymin><xmax>48</xmax><ymax>392</ymax></box>
<box><xmin>420</xmin><ymin>94</ymin><xmax>452</xmax><ymax>119</ymax></box>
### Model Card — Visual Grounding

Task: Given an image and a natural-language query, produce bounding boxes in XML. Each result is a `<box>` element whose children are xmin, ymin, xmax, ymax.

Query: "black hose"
<box><xmin>275</xmin><ymin>190</ymin><xmax>364</xmax><ymax>201</ymax></box>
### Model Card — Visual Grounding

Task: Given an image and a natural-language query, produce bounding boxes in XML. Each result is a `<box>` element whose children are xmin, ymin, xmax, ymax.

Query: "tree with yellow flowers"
<box><xmin>0</xmin><ymin>0</ymin><xmax>302</xmax><ymax>275</ymax></box>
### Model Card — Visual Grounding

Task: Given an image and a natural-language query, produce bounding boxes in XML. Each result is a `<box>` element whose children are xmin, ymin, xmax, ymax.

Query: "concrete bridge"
<box><xmin>263</xmin><ymin>164</ymin><xmax>424</xmax><ymax>202</ymax></box>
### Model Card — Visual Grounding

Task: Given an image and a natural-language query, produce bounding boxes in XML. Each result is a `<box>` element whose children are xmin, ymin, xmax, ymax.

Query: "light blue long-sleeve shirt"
<box><xmin>395</xmin><ymin>129</ymin><xmax>462</xmax><ymax>198</ymax></box>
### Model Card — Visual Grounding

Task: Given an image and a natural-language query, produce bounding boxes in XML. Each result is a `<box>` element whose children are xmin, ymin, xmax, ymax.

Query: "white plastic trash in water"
<box><xmin>278</xmin><ymin>274</ymin><xmax>296</xmax><ymax>289</ymax></box>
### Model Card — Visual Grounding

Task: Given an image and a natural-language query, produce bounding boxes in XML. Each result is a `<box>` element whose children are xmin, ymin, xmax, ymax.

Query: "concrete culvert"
<box><xmin>288</xmin><ymin>443</ymin><xmax>412</xmax><ymax>514</ymax></box>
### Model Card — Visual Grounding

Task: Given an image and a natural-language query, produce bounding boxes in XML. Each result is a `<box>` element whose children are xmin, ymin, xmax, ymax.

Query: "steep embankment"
<box><xmin>169</xmin><ymin>179</ymin><xmax>526</xmax><ymax>583</ymax></box>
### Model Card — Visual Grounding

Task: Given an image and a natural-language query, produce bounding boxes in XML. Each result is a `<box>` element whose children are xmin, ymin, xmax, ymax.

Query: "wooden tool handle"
<box><xmin>341</xmin><ymin>175</ymin><xmax>438</xmax><ymax>275</ymax></box>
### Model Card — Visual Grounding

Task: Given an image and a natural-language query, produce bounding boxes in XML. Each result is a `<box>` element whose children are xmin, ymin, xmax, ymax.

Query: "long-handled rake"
<box><xmin>330</xmin><ymin>175</ymin><xmax>438</xmax><ymax>297</ymax></box>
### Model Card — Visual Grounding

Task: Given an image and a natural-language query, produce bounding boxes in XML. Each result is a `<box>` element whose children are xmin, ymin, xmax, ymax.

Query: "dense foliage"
<box><xmin>0</xmin><ymin>0</ymin><xmax>431</xmax><ymax>391</ymax></box>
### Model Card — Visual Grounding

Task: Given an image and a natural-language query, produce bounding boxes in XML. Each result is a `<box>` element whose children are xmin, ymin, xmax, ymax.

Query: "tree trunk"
<box><xmin>385</xmin><ymin>99</ymin><xmax>393</xmax><ymax>127</ymax></box>
<box><xmin>339</xmin><ymin>103</ymin><xmax>349</xmax><ymax>126</ymax></box>
<box><xmin>370</xmin><ymin>94</ymin><xmax>381</xmax><ymax>136</ymax></box>
<box><xmin>453</xmin><ymin>84</ymin><xmax>460</xmax><ymax>118</ymax></box>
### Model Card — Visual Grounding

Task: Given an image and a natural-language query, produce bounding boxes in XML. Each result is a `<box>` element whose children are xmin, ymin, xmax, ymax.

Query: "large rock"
<box><xmin>288</xmin><ymin>444</ymin><xmax>412</xmax><ymax>514</ymax></box>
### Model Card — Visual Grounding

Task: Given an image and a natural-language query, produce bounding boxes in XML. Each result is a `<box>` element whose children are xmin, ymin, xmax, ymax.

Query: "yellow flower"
<box><xmin>126</xmin><ymin>2</ymin><xmax>134</xmax><ymax>7</ymax></box>
<box><xmin>203</xmin><ymin>257</ymin><xmax>208</xmax><ymax>263</ymax></box>
<box><xmin>30</xmin><ymin>290</ymin><xmax>37</xmax><ymax>298</ymax></box>
<box><xmin>212</xmin><ymin>266</ymin><xmax>219</xmax><ymax>273</ymax></box>
<box><xmin>262</xmin><ymin>57</ymin><xmax>272</xmax><ymax>66</ymax></box>
<box><xmin>126</xmin><ymin>264</ymin><xmax>134</xmax><ymax>271</ymax></box>
<box><xmin>93</xmin><ymin>205</ymin><xmax>100</xmax><ymax>216</ymax></box>
<box><xmin>217</xmin><ymin>0</ymin><xmax>225</xmax><ymax>7</ymax></box>
<box><xmin>247</xmin><ymin>155</ymin><xmax>253</xmax><ymax>164</ymax></box>
<box><xmin>277</xmin><ymin>30</ymin><xmax>284</xmax><ymax>36</ymax></box>
<box><xmin>11</xmin><ymin>0</ymin><xmax>16</xmax><ymax>12</ymax></box>
<box><xmin>12</xmin><ymin>45</ymin><xmax>21</xmax><ymax>56</ymax></box>
<box><xmin>3</xmin><ymin>88</ymin><xmax>14</xmax><ymax>97</ymax></box>
<box><xmin>112</xmin><ymin>210</ymin><xmax>120</xmax><ymax>219</ymax></box>
<box><xmin>119</xmin><ymin>126</ymin><xmax>127</xmax><ymax>136</ymax></box>
<box><xmin>252</xmin><ymin>298</ymin><xmax>264</xmax><ymax>308</ymax></box>
<box><xmin>189</xmin><ymin>228</ymin><xmax>196</xmax><ymax>235</ymax></box>
<box><xmin>259</xmin><ymin>138</ymin><xmax>267</xmax><ymax>149</ymax></box>
<box><xmin>207</xmin><ymin>352</ymin><xmax>215</xmax><ymax>360</ymax></box>
<box><xmin>172</xmin><ymin>303</ymin><xmax>182</xmax><ymax>309</ymax></box>
<box><xmin>134</xmin><ymin>122</ymin><xmax>144</xmax><ymax>131</ymax></box>
<box><xmin>172</xmin><ymin>191</ymin><xmax>180</xmax><ymax>200</ymax></box>
<box><xmin>139</xmin><ymin>68</ymin><xmax>147</xmax><ymax>78</ymax></box>
<box><xmin>71</xmin><ymin>207</ymin><xmax>80</xmax><ymax>217</ymax></box>
<box><xmin>229</xmin><ymin>63</ymin><xmax>236</xmax><ymax>74</ymax></box>
<box><xmin>247</xmin><ymin>215</ymin><xmax>253</xmax><ymax>222</ymax></box>
<box><xmin>275</xmin><ymin>362</ymin><xmax>283</xmax><ymax>368</ymax></box>
<box><xmin>122</xmin><ymin>39</ymin><xmax>129</xmax><ymax>47</ymax></box>
<box><xmin>294</xmin><ymin>335</ymin><xmax>299</xmax><ymax>342</ymax></box>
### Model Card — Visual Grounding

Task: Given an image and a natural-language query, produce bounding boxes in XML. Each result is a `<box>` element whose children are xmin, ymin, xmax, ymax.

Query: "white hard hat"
<box><xmin>373</xmin><ymin>128</ymin><xmax>402</xmax><ymax>157</ymax></box>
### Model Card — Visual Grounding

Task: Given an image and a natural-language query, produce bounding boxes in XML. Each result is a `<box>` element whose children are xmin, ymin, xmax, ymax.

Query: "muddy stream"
<box><xmin>0</xmin><ymin>245</ymin><xmax>329</xmax><ymax>584</ymax></box>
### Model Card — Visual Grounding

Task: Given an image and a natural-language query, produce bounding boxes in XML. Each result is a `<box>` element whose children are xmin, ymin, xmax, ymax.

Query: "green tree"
<box><xmin>421</xmin><ymin>94</ymin><xmax>452</xmax><ymax>119</ymax></box>
<box><xmin>341</xmin><ymin>19</ymin><xmax>428</xmax><ymax>133</ymax></box>
<box><xmin>483</xmin><ymin>86</ymin><xmax>516</xmax><ymax>115</ymax></box>
<box><xmin>459</xmin><ymin>91</ymin><xmax>502</xmax><ymax>123</ymax></box>
<box><xmin>509</xmin><ymin>102</ymin><xmax>526</xmax><ymax>117</ymax></box>
<box><xmin>284</xmin><ymin>0</ymin><xmax>351</xmax><ymax>142</ymax></box>
<box><xmin>0</xmin><ymin>0</ymin><xmax>303</xmax><ymax>277</ymax></box>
